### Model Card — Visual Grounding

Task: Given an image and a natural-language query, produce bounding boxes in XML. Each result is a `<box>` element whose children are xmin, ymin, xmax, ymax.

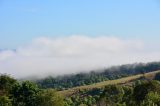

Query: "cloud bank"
<box><xmin>0</xmin><ymin>35</ymin><xmax>160</xmax><ymax>78</ymax></box>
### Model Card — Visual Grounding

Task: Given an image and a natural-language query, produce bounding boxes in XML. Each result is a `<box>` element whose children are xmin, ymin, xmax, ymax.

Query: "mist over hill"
<box><xmin>35</xmin><ymin>61</ymin><xmax>160</xmax><ymax>90</ymax></box>
<box><xmin>1</xmin><ymin>36</ymin><xmax>160</xmax><ymax>78</ymax></box>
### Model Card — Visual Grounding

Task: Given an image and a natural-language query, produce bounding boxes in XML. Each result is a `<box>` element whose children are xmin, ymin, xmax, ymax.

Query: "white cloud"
<box><xmin>0</xmin><ymin>50</ymin><xmax>16</xmax><ymax>61</ymax></box>
<box><xmin>0</xmin><ymin>35</ymin><xmax>160</xmax><ymax>78</ymax></box>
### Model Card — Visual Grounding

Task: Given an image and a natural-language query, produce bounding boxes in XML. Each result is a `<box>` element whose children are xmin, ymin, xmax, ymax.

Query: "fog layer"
<box><xmin>0</xmin><ymin>35</ymin><xmax>160</xmax><ymax>78</ymax></box>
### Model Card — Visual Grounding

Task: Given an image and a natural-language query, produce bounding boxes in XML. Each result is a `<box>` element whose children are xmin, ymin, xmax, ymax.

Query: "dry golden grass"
<box><xmin>58</xmin><ymin>70</ymin><xmax>160</xmax><ymax>96</ymax></box>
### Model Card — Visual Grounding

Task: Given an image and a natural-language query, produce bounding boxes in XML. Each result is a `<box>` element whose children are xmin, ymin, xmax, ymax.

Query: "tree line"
<box><xmin>64</xmin><ymin>80</ymin><xmax>160</xmax><ymax>106</ymax></box>
<box><xmin>1</xmin><ymin>71</ymin><xmax>160</xmax><ymax>105</ymax></box>
<box><xmin>36</xmin><ymin>61</ymin><xmax>160</xmax><ymax>90</ymax></box>
<box><xmin>1</xmin><ymin>61</ymin><xmax>160</xmax><ymax>106</ymax></box>
<box><xmin>0</xmin><ymin>75</ymin><xmax>64</xmax><ymax>106</ymax></box>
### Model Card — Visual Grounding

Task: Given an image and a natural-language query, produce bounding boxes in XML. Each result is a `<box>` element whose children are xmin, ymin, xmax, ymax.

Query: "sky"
<box><xmin>0</xmin><ymin>0</ymin><xmax>160</xmax><ymax>78</ymax></box>
<box><xmin>1</xmin><ymin>0</ymin><xmax>160</xmax><ymax>48</ymax></box>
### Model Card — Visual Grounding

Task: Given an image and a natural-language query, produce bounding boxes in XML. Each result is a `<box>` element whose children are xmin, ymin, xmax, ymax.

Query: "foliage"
<box><xmin>133</xmin><ymin>80</ymin><xmax>160</xmax><ymax>104</ymax></box>
<box><xmin>36</xmin><ymin>89</ymin><xmax>64</xmax><ymax>106</ymax></box>
<box><xmin>2</xmin><ymin>61</ymin><xmax>160</xmax><ymax>106</ymax></box>
<box><xmin>64</xmin><ymin>80</ymin><xmax>160</xmax><ymax>106</ymax></box>
<box><xmin>100</xmin><ymin>85</ymin><xmax>125</xmax><ymax>105</ymax></box>
<box><xmin>0</xmin><ymin>75</ymin><xmax>64</xmax><ymax>106</ymax></box>
<box><xmin>141</xmin><ymin>92</ymin><xmax>160</xmax><ymax>106</ymax></box>
<box><xmin>154</xmin><ymin>72</ymin><xmax>160</xmax><ymax>81</ymax></box>
<box><xmin>0</xmin><ymin>74</ymin><xmax>17</xmax><ymax>96</ymax></box>
<box><xmin>10</xmin><ymin>81</ymin><xmax>40</xmax><ymax>106</ymax></box>
<box><xmin>0</xmin><ymin>96</ymin><xmax>12</xmax><ymax>106</ymax></box>
<box><xmin>36</xmin><ymin>62</ymin><xmax>160</xmax><ymax>90</ymax></box>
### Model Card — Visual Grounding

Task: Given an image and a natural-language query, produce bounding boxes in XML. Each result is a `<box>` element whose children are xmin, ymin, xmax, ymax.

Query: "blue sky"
<box><xmin>1</xmin><ymin>0</ymin><xmax>160</xmax><ymax>77</ymax></box>
<box><xmin>0</xmin><ymin>0</ymin><xmax>160</xmax><ymax>48</ymax></box>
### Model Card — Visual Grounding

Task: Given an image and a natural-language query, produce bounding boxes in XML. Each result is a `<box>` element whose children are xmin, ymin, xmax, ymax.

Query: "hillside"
<box><xmin>59</xmin><ymin>70</ymin><xmax>160</xmax><ymax>96</ymax></box>
<box><xmin>36</xmin><ymin>61</ymin><xmax>160</xmax><ymax>90</ymax></box>
<box><xmin>1</xmin><ymin>70</ymin><xmax>160</xmax><ymax>106</ymax></box>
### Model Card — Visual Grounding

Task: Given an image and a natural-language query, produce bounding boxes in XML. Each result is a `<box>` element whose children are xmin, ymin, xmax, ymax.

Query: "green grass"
<box><xmin>58</xmin><ymin>70</ymin><xmax>160</xmax><ymax>96</ymax></box>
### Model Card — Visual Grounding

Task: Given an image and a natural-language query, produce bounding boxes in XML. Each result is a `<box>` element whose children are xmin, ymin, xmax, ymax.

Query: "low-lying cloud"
<box><xmin>0</xmin><ymin>35</ymin><xmax>160</xmax><ymax>78</ymax></box>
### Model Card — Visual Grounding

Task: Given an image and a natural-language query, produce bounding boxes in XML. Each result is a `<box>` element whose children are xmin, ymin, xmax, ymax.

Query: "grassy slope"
<box><xmin>59</xmin><ymin>70</ymin><xmax>160</xmax><ymax>96</ymax></box>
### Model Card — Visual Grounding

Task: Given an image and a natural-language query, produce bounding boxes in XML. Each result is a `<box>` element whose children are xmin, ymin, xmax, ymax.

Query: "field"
<box><xmin>59</xmin><ymin>70</ymin><xmax>160</xmax><ymax>96</ymax></box>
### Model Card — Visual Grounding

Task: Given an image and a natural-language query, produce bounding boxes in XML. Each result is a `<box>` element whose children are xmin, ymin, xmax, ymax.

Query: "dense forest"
<box><xmin>0</xmin><ymin>75</ymin><xmax>64</xmax><ymax>106</ymax></box>
<box><xmin>64</xmin><ymin>80</ymin><xmax>160</xmax><ymax>106</ymax></box>
<box><xmin>1</xmin><ymin>61</ymin><xmax>160</xmax><ymax>106</ymax></box>
<box><xmin>36</xmin><ymin>62</ymin><xmax>160</xmax><ymax>90</ymax></box>
<box><xmin>1</xmin><ymin>73</ymin><xmax>160</xmax><ymax>106</ymax></box>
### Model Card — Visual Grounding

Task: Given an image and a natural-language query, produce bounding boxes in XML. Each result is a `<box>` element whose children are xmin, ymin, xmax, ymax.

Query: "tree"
<box><xmin>133</xmin><ymin>80</ymin><xmax>160</xmax><ymax>105</ymax></box>
<box><xmin>0</xmin><ymin>74</ymin><xmax>17</xmax><ymax>96</ymax></box>
<box><xmin>0</xmin><ymin>75</ymin><xmax>17</xmax><ymax>106</ymax></box>
<box><xmin>141</xmin><ymin>92</ymin><xmax>160</xmax><ymax>106</ymax></box>
<box><xmin>36</xmin><ymin>89</ymin><xmax>64</xmax><ymax>106</ymax></box>
<box><xmin>10</xmin><ymin>81</ymin><xmax>40</xmax><ymax>106</ymax></box>
<box><xmin>99</xmin><ymin>85</ymin><xmax>124</xmax><ymax>105</ymax></box>
<box><xmin>0</xmin><ymin>96</ymin><xmax>12</xmax><ymax>106</ymax></box>
<box><xmin>0</xmin><ymin>75</ymin><xmax>65</xmax><ymax>106</ymax></box>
